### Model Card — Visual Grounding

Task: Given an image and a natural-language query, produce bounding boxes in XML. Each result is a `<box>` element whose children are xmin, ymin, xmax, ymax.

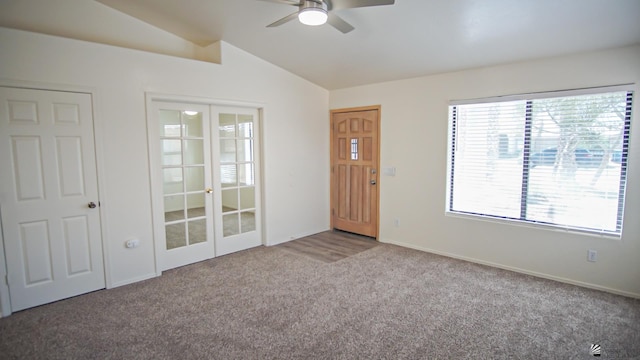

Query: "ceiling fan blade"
<box><xmin>258</xmin><ymin>0</ymin><xmax>301</xmax><ymax>6</ymax></box>
<box><xmin>327</xmin><ymin>13</ymin><xmax>355</xmax><ymax>33</ymax></box>
<box><xmin>330</xmin><ymin>0</ymin><xmax>394</xmax><ymax>10</ymax></box>
<box><xmin>267</xmin><ymin>11</ymin><xmax>300</xmax><ymax>27</ymax></box>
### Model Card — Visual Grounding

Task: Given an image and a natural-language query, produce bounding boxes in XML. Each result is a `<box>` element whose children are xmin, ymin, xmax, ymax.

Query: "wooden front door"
<box><xmin>330</xmin><ymin>106</ymin><xmax>380</xmax><ymax>238</ymax></box>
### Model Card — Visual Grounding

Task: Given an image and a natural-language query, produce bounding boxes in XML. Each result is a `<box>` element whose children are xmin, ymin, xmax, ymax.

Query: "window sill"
<box><xmin>444</xmin><ymin>210</ymin><xmax>623</xmax><ymax>240</ymax></box>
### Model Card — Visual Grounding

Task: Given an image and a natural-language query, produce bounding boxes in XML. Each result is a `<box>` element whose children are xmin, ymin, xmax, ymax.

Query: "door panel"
<box><xmin>331</xmin><ymin>108</ymin><xmax>379</xmax><ymax>238</ymax></box>
<box><xmin>0</xmin><ymin>87</ymin><xmax>105</xmax><ymax>312</ymax></box>
<box><xmin>56</xmin><ymin>136</ymin><xmax>85</xmax><ymax>196</ymax></box>
<box><xmin>11</xmin><ymin>136</ymin><xmax>46</xmax><ymax>200</ymax></box>
<box><xmin>62</xmin><ymin>215</ymin><xmax>92</xmax><ymax>275</ymax></box>
<box><xmin>20</xmin><ymin>220</ymin><xmax>53</xmax><ymax>285</ymax></box>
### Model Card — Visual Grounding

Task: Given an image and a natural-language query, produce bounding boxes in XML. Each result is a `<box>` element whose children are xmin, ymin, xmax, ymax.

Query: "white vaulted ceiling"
<box><xmin>1</xmin><ymin>0</ymin><xmax>639</xmax><ymax>90</ymax></box>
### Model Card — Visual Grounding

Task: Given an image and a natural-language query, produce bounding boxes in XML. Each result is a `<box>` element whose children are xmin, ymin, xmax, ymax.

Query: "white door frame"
<box><xmin>0</xmin><ymin>80</ymin><xmax>110</xmax><ymax>317</ymax></box>
<box><xmin>145</xmin><ymin>93</ymin><xmax>266</xmax><ymax>276</ymax></box>
<box><xmin>0</xmin><ymin>206</ymin><xmax>10</xmax><ymax>317</ymax></box>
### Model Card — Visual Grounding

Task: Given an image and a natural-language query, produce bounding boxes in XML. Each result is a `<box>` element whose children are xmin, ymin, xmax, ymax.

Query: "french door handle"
<box><xmin>205</xmin><ymin>188</ymin><xmax>213</xmax><ymax>194</ymax></box>
<box><xmin>370</xmin><ymin>180</ymin><xmax>376</xmax><ymax>185</ymax></box>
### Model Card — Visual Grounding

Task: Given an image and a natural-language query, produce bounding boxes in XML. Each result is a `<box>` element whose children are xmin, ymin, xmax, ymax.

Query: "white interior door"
<box><xmin>212</xmin><ymin>106</ymin><xmax>262</xmax><ymax>256</ymax></box>
<box><xmin>149</xmin><ymin>102</ymin><xmax>215</xmax><ymax>271</ymax></box>
<box><xmin>0</xmin><ymin>87</ymin><xmax>105</xmax><ymax>312</ymax></box>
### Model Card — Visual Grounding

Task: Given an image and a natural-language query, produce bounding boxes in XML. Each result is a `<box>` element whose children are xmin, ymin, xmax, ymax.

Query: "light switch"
<box><xmin>383</xmin><ymin>167</ymin><xmax>396</xmax><ymax>176</ymax></box>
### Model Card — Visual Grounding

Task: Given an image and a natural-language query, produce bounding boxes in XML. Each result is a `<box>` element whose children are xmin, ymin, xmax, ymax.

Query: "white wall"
<box><xmin>330</xmin><ymin>45</ymin><xmax>640</xmax><ymax>297</ymax></box>
<box><xmin>0</xmin><ymin>27</ymin><xmax>330</xmax><ymax>290</ymax></box>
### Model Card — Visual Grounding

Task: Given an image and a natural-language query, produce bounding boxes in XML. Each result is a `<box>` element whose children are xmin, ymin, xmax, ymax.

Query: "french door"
<box><xmin>150</xmin><ymin>102</ymin><xmax>214</xmax><ymax>271</ymax></box>
<box><xmin>212</xmin><ymin>106</ymin><xmax>262</xmax><ymax>256</ymax></box>
<box><xmin>149</xmin><ymin>100</ymin><xmax>261</xmax><ymax>271</ymax></box>
<box><xmin>0</xmin><ymin>87</ymin><xmax>105</xmax><ymax>312</ymax></box>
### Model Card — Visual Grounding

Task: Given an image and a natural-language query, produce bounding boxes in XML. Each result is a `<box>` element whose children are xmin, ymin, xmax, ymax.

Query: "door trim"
<box><xmin>145</xmin><ymin>93</ymin><xmax>267</xmax><ymax>275</ymax></box>
<box><xmin>329</xmin><ymin>105</ymin><xmax>381</xmax><ymax>238</ymax></box>
<box><xmin>0</xmin><ymin>82</ymin><xmax>108</xmax><ymax>317</ymax></box>
<box><xmin>0</xmin><ymin>206</ymin><xmax>10</xmax><ymax>317</ymax></box>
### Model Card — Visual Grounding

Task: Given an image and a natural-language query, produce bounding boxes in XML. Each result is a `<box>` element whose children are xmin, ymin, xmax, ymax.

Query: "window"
<box><xmin>447</xmin><ymin>87</ymin><xmax>633</xmax><ymax>236</ymax></box>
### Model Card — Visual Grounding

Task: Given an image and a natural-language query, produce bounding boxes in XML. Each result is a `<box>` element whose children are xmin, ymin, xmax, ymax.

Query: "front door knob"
<box><xmin>370</xmin><ymin>180</ymin><xmax>377</xmax><ymax>185</ymax></box>
<box><xmin>88</xmin><ymin>202</ymin><xmax>97</xmax><ymax>209</ymax></box>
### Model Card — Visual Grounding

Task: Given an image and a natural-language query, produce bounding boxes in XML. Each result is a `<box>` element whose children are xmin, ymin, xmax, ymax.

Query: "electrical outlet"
<box><xmin>125</xmin><ymin>239</ymin><xmax>140</xmax><ymax>249</ymax></box>
<box><xmin>587</xmin><ymin>249</ymin><xmax>597</xmax><ymax>262</ymax></box>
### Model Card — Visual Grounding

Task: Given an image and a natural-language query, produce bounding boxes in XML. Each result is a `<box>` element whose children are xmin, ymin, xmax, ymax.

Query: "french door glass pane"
<box><xmin>184</xmin><ymin>113</ymin><xmax>203</xmax><ymax>137</ymax></box>
<box><xmin>161</xmin><ymin>139</ymin><xmax>182</xmax><ymax>165</ymax></box>
<box><xmin>239</xmin><ymin>163</ymin><xmax>254</xmax><ymax>186</ymax></box>
<box><xmin>166</xmin><ymin>223</ymin><xmax>186</xmax><ymax>249</ymax></box>
<box><xmin>219</xmin><ymin>114</ymin><xmax>236</xmax><ymax>137</ymax></box>
<box><xmin>237</xmin><ymin>140</ymin><xmax>253</xmax><ymax>162</ymax></box>
<box><xmin>188</xmin><ymin>219</ymin><xmax>207</xmax><ymax>244</ymax></box>
<box><xmin>186</xmin><ymin>193</ymin><xmax>205</xmax><ymax>218</ymax></box>
<box><xmin>222</xmin><ymin>189</ymin><xmax>238</xmax><ymax>212</ymax></box>
<box><xmin>163</xmin><ymin>168</ymin><xmax>183</xmax><ymax>194</ymax></box>
<box><xmin>184</xmin><ymin>166</ymin><xmax>204</xmax><ymax>192</ymax></box>
<box><xmin>183</xmin><ymin>139</ymin><xmax>204</xmax><ymax>165</ymax></box>
<box><xmin>164</xmin><ymin>195</ymin><xmax>184</xmax><ymax>221</ymax></box>
<box><xmin>238</xmin><ymin>115</ymin><xmax>253</xmax><ymax>136</ymax></box>
<box><xmin>220</xmin><ymin>139</ymin><xmax>236</xmax><ymax>162</ymax></box>
<box><xmin>240</xmin><ymin>187</ymin><xmax>255</xmax><ymax>209</ymax></box>
<box><xmin>223</xmin><ymin>213</ymin><xmax>239</xmax><ymax>237</ymax></box>
<box><xmin>160</xmin><ymin>110</ymin><xmax>181</xmax><ymax>137</ymax></box>
<box><xmin>221</xmin><ymin>164</ymin><xmax>237</xmax><ymax>187</ymax></box>
<box><xmin>241</xmin><ymin>211</ymin><xmax>256</xmax><ymax>233</ymax></box>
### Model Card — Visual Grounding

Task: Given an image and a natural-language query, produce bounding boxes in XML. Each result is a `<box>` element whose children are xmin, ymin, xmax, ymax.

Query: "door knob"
<box><xmin>205</xmin><ymin>188</ymin><xmax>213</xmax><ymax>194</ymax></box>
<box><xmin>370</xmin><ymin>180</ymin><xmax>376</xmax><ymax>185</ymax></box>
<box><xmin>88</xmin><ymin>202</ymin><xmax>97</xmax><ymax>209</ymax></box>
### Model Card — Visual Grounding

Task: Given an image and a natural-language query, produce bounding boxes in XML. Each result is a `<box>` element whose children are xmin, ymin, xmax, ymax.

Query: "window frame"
<box><xmin>445</xmin><ymin>85</ymin><xmax>634</xmax><ymax>237</ymax></box>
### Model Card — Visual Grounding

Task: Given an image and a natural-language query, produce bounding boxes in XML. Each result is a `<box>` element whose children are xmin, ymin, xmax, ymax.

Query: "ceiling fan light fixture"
<box><xmin>298</xmin><ymin>7</ymin><xmax>328</xmax><ymax>26</ymax></box>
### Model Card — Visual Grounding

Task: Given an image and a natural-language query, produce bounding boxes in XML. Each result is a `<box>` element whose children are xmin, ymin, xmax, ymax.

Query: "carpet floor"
<box><xmin>0</xmin><ymin>241</ymin><xmax>638</xmax><ymax>359</ymax></box>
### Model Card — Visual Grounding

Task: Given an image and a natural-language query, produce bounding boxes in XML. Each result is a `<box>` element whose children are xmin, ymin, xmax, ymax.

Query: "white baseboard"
<box><xmin>109</xmin><ymin>272</ymin><xmax>158</xmax><ymax>289</ymax></box>
<box><xmin>381</xmin><ymin>238</ymin><xmax>640</xmax><ymax>299</ymax></box>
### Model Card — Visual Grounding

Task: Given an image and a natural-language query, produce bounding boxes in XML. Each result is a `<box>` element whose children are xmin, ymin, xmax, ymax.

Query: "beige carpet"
<box><xmin>1</xmin><ymin>242</ymin><xmax>638</xmax><ymax>359</ymax></box>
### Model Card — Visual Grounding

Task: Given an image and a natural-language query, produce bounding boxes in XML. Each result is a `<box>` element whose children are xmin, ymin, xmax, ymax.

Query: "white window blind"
<box><xmin>447</xmin><ymin>88</ymin><xmax>633</xmax><ymax>235</ymax></box>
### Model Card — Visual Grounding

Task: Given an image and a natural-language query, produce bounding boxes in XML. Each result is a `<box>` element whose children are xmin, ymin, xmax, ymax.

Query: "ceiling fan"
<box><xmin>260</xmin><ymin>0</ymin><xmax>395</xmax><ymax>33</ymax></box>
